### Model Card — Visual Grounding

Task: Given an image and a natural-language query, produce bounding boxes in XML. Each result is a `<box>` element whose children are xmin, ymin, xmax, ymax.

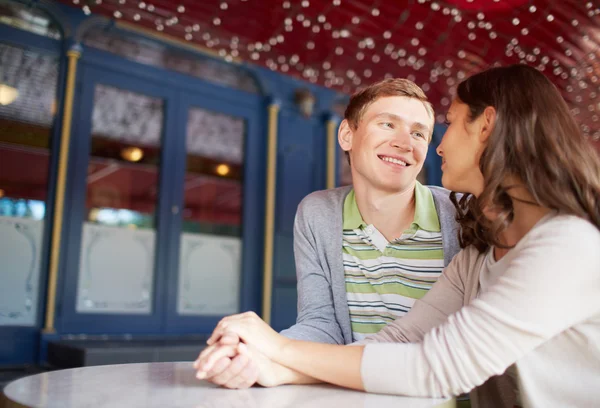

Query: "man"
<box><xmin>194</xmin><ymin>78</ymin><xmax>460</xmax><ymax>388</ymax></box>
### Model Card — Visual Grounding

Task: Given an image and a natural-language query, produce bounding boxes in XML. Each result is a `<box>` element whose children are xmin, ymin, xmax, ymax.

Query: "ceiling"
<box><xmin>60</xmin><ymin>0</ymin><xmax>599</xmax><ymax>144</ymax></box>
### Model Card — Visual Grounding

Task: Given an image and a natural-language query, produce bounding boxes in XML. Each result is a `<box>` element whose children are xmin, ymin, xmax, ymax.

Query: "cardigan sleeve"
<box><xmin>279</xmin><ymin>196</ymin><xmax>345</xmax><ymax>344</ymax></box>
<box><xmin>360</xmin><ymin>216</ymin><xmax>600</xmax><ymax>397</ymax></box>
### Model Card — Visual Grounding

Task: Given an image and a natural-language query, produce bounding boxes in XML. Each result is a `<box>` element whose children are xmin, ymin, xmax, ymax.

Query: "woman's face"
<box><xmin>436</xmin><ymin>100</ymin><xmax>488</xmax><ymax>196</ymax></box>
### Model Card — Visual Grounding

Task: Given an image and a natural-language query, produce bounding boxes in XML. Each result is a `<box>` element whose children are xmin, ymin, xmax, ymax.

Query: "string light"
<box><xmin>72</xmin><ymin>1</ymin><xmax>597</xmax><ymax>140</ymax></box>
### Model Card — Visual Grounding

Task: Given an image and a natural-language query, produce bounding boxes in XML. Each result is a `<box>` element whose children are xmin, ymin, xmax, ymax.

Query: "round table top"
<box><xmin>2</xmin><ymin>362</ymin><xmax>454</xmax><ymax>408</ymax></box>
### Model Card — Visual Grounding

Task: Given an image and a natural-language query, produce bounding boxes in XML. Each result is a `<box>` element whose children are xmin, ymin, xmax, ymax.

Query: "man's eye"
<box><xmin>381</xmin><ymin>122</ymin><xmax>394</xmax><ymax>129</ymax></box>
<box><xmin>413</xmin><ymin>132</ymin><xmax>425</xmax><ymax>139</ymax></box>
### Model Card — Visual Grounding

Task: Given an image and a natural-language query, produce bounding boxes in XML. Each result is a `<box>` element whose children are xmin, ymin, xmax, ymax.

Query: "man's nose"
<box><xmin>390</xmin><ymin>130</ymin><xmax>413</xmax><ymax>151</ymax></box>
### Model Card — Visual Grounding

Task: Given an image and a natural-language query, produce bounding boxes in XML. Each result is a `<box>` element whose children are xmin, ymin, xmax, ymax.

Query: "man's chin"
<box><xmin>374</xmin><ymin>179</ymin><xmax>417</xmax><ymax>194</ymax></box>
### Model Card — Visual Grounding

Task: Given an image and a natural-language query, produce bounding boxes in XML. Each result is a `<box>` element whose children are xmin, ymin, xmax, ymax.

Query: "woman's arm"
<box><xmin>269</xmin><ymin>247</ymin><xmax>470</xmax><ymax>388</ymax></box>
<box><xmin>358</xmin><ymin>248</ymin><xmax>471</xmax><ymax>345</ymax></box>
<box><xmin>200</xmin><ymin>248</ymin><xmax>473</xmax><ymax>386</ymax></box>
<box><xmin>360</xmin><ymin>217</ymin><xmax>600</xmax><ymax>397</ymax></box>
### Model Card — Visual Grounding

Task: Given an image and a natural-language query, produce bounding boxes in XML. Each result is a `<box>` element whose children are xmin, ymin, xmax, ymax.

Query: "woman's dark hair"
<box><xmin>451</xmin><ymin>64</ymin><xmax>600</xmax><ymax>252</ymax></box>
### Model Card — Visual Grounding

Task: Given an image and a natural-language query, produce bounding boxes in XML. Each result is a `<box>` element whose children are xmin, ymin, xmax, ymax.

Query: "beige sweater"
<box><xmin>359</xmin><ymin>214</ymin><xmax>600</xmax><ymax>407</ymax></box>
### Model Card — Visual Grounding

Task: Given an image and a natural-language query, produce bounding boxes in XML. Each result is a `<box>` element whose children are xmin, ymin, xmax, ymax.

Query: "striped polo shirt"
<box><xmin>343</xmin><ymin>182</ymin><xmax>445</xmax><ymax>341</ymax></box>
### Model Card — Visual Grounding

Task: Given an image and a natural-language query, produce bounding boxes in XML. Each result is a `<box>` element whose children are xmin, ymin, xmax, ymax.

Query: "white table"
<box><xmin>2</xmin><ymin>362</ymin><xmax>455</xmax><ymax>408</ymax></box>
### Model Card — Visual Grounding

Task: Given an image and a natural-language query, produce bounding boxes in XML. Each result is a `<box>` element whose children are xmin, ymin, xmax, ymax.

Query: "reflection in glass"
<box><xmin>85</xmin><ymin>84</ymin><xmax>163</xmax><ymax>229</ymax></box>
<box><xmin>177</xmin><ymin>107</ymin><xmax>245</xmax><ymax>316</ymax></box>
<box><xmin>0</xmin><ymin>43</ymin><xmax>58</xmax><ymax>325</ymax></box>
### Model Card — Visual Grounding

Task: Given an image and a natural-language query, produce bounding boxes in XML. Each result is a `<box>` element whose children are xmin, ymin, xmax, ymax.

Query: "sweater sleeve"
<box><xmin>279</xmin><ymin>197</ymin><xmax>345</xmax><ymax>344</ymax></box>
<box><xmin>357</xmin><ymin>246</ymin><xmax>471</xmax><ymax>345</ymax></box>
<box><xmin>361</xmin><ymin>216</ymin><xmax>600</xmax><ymax>397</ymax></box>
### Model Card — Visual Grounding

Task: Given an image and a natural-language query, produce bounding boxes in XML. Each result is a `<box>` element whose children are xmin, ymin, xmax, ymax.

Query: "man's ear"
<box><xmin>479</xmin><ymin>106</ymin><xmax>497</xmax><ymax>143</ymax></box>
<box><xmin>338</xmin><ymin>119</ymin><xmax>354</xmax><ymax>152</ymax></box>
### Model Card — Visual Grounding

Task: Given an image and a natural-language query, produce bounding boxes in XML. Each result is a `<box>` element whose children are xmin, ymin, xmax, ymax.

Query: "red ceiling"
<box><xmin>62</xmin><ymin>0</ymin><xmax>599</xmax><ymax>144</ymax></box>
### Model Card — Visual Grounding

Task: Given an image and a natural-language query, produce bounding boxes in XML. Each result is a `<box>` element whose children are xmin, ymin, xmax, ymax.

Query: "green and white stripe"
<box><xmin>343</xmin><ymin>183</ymin><xmax>445</xmax><ymax>341</ymax></box>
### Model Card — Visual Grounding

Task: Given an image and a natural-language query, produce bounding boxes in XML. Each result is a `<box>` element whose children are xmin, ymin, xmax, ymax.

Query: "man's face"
<box><xmin>339</xmin><ymin>96</ymin><xmax>432</xmax><ymax>193</ymax></box>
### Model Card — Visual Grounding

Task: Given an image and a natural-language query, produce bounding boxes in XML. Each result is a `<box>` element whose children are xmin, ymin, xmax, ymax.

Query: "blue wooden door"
<box><xmin>161</xmin><ymin>90</ymin><xmax>264</xmax><ymax>334</ymax></box>
<box><xmin>55</xmin><ymin>56</ymin><xmax>265</xmax><ymax>337</ymax></box>
<box><xmin>56</xmin><ymin>63</ymin><xmax>179</xmax><ymax>334</ymax></box>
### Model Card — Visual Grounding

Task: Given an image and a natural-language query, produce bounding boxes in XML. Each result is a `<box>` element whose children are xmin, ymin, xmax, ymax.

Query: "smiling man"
<box><xmin>195</xmin><ymin>78</ymin><xmax>461</xmax><ymax>388</ymax></box>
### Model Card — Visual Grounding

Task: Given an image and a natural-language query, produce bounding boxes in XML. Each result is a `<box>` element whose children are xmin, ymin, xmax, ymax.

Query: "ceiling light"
<box><xmin>216</xmin><ymin>164</ymin><xmax>230</xmax><ymax>176</ymax></box>
<box><xmin>0</xmin><ymin>84</ymin><xmax>18</xmax><ymax>106</ymax></box>
<box><xmin>121</xmin><ymin>147</ymin><xmax>144</xmax><ymax>162</ymax></box>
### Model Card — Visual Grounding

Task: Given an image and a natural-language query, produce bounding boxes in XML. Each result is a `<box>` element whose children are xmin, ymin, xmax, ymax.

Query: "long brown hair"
<box><xmin>450</xmin><ymin>64</ymin><xmax>600</xmax><ymax>252</ymax></box>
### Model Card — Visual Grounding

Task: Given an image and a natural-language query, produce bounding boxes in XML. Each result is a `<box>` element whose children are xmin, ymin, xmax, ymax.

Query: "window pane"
<box><xmin>0</xmin><ymin>0</ymin><xmax>61</xmax><ymax>39</ymax></box>
<box><xmin>83</xmin><ymin>27</ymin><xmax>259</xmax><ymax>94</ymax></box>
<box><xmin>0</xmin><ymin>43</ymin><xmax>58</xmax><ymax>326</ymax></box>
<box><xmin>76</xmin><ymin>84</ymin><xmax>163</xmax><ymax>314</ymax></box>
<box><xmin>177</xmin><ymin>107</ymin><xmax>244</xmax><ymax>316</ymax></box>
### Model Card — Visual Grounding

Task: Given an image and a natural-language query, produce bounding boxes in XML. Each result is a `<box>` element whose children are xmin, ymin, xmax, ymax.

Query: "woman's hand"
<box><xmin>195</xmin><ymin>341</ymin><xmax>289</xmax><ymax>388</ymax></box>
<box><xmin>206</xmin><ymin>311</ymin><xmax>289</xmax><ymax>360</ymax></box>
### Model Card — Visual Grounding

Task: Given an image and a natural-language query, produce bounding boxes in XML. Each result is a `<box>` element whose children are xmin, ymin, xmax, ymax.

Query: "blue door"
<box><xmin>162</xmin><ymin>90</ymin><xmax>264</xmax><ymax>334</ymax></box>
<box><xmin>55</xmin><ymin>56</ymin><xmax>265</xmax><ymax>337</ymax></box>
<box><xmin>56</xmin><ymin>63</ymin><xmax>178</xmax><ymax>334</ymax></box>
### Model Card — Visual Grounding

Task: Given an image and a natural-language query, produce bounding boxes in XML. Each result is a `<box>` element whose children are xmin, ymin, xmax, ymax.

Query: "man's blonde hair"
<box><xmin>344</xmin><ymin>78</ymin><xmax>435</xmax><ymax>141</ymax></box>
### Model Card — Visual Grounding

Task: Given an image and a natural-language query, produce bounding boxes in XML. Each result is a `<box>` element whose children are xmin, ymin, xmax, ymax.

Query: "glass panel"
<box><xmin>82</xmin><ymin>27</ymin><xmax>259</xmax><ymax>94</ymax></box>
<box><xmin>177</xmin><ymin>107</ymin><xmax>244</xmax><ymax>316</ymax></box>
<box><xmin>0</xmin><ymin>43</ymin><xmax>59</xmax><ymax>326</ymax></box>
<box><xmin>76</xmin><ymin>85</ymin><xmax>163</xmax><ymax>314</ymax></box>
<box><xmin>0</xmin><ymin>0</ymin><xmax>61</xmax><ymax>39</ymax></box>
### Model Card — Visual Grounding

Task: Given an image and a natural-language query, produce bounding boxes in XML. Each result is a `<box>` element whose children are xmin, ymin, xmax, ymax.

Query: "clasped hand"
<box><xmin>193</xmin><ymin>311</ymin><xmax>289</xmax><ymax>389</ymax></box>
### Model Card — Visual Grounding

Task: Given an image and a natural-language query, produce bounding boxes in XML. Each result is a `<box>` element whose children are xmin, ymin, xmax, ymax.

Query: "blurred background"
<box><xmin>0</xmin><ymin>0</ymin><xmax>598</xmax><ymax>382</ymax></box>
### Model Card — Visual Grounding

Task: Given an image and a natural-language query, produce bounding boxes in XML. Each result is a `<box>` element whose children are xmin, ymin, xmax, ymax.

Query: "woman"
<box><xmin>195</xmin><ymin>65</ymin><xmax>600</xmax><ymax>407</ymax></box>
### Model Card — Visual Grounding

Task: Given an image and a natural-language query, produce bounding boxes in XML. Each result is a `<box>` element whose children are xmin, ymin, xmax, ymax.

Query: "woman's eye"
<box><xmin>381</xmin><ymin>122</ymin><xmax>394</xmax><ymax>129</ymax></box>
<box><xmin>412</xmin><ymin>132</ymin><xmax>425</xmax><ymax>139</ymax></box>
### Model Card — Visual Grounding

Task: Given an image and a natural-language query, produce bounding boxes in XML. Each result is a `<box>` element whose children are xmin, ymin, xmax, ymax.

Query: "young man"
<box><xmin>194</xmin><ymin>78</ymin><xmax>460</xmax><ymax>388</ymax></box>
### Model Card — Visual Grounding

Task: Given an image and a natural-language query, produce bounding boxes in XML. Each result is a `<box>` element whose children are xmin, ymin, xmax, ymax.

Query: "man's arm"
<box><xmin>279</xmin><ymin>198</ymin><xmax>344</xmax><ymax>344</ymax></box>
<box><xmin>195</xmin><ymin>195</ymin><xmax>343</xmax><ymax>387</ymax></box>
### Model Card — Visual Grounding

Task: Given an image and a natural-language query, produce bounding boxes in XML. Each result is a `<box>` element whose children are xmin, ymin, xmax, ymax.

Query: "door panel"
<box><xmin>57</xmin><ymin>65</ymin><xmax>177</xmax><ymax>334</ymax></box>
<box><xmin>163</xmin><ymin>92</ymin><xmax>262</xmax><ymax>334</ymax></box>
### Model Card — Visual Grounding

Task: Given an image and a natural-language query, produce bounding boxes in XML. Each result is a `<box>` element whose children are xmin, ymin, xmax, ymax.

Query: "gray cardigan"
<box><xmin>280</xmin><ymin>185</ymin><xmax>461</xmax><ymax>345</ymax></box>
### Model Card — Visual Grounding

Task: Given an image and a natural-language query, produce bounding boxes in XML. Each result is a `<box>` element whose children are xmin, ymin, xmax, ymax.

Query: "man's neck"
<box><xmin>353</xmin><ymin>180</ymin><xmax>417</xmax><ymax>242</ymax></box>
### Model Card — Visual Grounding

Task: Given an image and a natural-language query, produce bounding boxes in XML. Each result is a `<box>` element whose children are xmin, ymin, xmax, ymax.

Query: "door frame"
<box><xmin>161</xmin><ymin>91</ymin><xmax>264</xmax><ymax>334</ymax></box>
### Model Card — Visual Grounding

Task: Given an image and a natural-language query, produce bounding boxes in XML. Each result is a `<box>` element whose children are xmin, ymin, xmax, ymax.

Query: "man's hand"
<box><xmin>194</xmin><ymin>340</ymin><xmax>287</xmax><ymax>388</ymax></box>
<box><xmin>206</xmin><ymin>311</ymin><xmax>288</xmax><ymax>359</ymax></box>
<box><xmin>194</xmin><ymin>333</ymin><xmax>259</xmax><ymax>389</ymax></box>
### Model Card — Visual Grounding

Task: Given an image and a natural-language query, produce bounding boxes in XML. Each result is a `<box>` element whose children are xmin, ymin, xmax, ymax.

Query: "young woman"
<box><xmin>195</xmin><ymin>65</ymin><xmax>600</xmax><ymax>407</ymax></box>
